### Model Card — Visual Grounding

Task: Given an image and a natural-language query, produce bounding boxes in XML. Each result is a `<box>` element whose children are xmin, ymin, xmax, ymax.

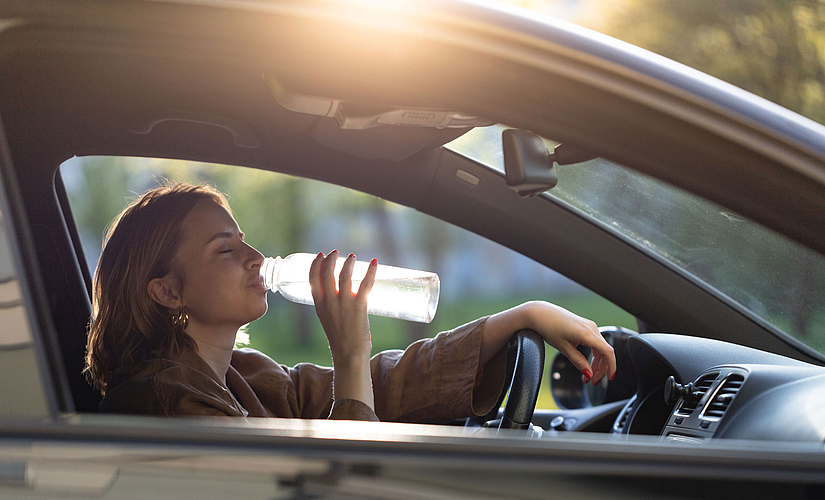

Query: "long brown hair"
<box><xmin>84</xmin><ymin>182</ymin><xmax>231</xmax><ymax>393</ymax></box>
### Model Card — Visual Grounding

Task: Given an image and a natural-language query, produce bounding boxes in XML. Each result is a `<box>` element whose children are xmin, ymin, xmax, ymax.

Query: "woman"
<box><xmin>85</xmin><ymin>183</ymin><xmax>615</xmax><ymax>421</ymax></box>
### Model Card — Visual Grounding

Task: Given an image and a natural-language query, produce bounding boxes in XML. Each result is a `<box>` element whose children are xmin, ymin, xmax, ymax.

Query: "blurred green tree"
<box><xmin>592</xmin><ymin>0</ymin><xmax>825</xmax><ymax>124</ymax></box>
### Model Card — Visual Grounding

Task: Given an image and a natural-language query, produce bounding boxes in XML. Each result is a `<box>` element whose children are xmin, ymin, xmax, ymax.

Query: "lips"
<box><xmin>250</xmin><ymin>276</ymin><xmax>269</xmax><ymax>293</ymax></box>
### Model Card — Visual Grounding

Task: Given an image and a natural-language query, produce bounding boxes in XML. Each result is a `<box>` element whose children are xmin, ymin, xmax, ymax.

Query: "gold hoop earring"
<box><xmin>171</xmin><ymin>308</ymin><xmax>189</xmax><ymax>332</ymax></box>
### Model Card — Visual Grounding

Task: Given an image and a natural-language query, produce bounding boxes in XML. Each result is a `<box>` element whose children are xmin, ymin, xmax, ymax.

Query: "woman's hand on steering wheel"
<box><xmin>481</xmin><ymin>301</ymin><xmax>616</xmax><ymax>386</ymax></box>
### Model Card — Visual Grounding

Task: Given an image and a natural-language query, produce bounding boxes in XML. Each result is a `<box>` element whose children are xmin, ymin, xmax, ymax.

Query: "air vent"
<box><xmin>703</xmin><ymin>374</ymin><xmax>744</xmax><ymax>418</ymax></box>
<box><xmin>613</xmin><ymin>395</ymin><xmax>636</xmax><ymax>433</ymax></box>
<box><xmin>616</xmin><ymin>407</ymin><xmax>630</xmax><ymax>430</ymax></box>
<box><xmin>676</xmin><ymin>372</ymin><xmax>718</xmax><ymax>415</ymax></box>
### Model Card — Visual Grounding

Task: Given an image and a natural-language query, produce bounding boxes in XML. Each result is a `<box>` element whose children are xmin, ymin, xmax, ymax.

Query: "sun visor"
<box><xmin>266</xmin><ymin>74</ymin><xmax>492</xmax><ymax>160</ymax></box>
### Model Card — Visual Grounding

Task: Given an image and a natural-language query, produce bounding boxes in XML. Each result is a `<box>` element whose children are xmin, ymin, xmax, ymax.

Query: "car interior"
<box><xmin>2</xmin><ymin>3</ymin><xmax>825</xmax><ymax>446</ymax></box>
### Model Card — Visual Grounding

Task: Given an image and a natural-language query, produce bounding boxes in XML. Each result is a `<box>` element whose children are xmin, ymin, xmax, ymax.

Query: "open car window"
<box><xmin>60</xmin><ymin>156</ymin><xmax>635</xmax><ymax>410</ymax></box>
<box><xmin>448</xmin><ymin>126</ymin><xmax>825</xmax><ymax>355</ymax></box>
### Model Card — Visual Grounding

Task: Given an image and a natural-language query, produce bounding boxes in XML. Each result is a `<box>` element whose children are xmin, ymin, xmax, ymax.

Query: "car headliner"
<box><xmin>1</xmin><ymin>0</ymin><xmax>825</xmax><ymax>415</ymax></box>
<box><xmin>2</xmin><ymin>0</ymin><xmax>825</xmax><ymax>250</ymax></box>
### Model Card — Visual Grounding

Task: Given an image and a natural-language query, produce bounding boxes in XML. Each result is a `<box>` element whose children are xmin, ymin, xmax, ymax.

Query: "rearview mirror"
<box><xmin>502</xmin><ymin>129</ymin><xmax>557</xmax><ymax>197</ymax></box>
<box><xmin>503</xmin><ymin>129</ymin><xmax>600</xmax><ymax>197</ymax></box>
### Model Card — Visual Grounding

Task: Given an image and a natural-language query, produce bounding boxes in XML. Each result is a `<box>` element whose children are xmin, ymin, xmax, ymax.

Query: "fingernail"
<box><xmin>610</xmin><ymin>373</ymin><xmax>616</xmax><ymax>381</ymax></box>
<box><xmin>316</xmin><ymin>252</ymin><xmax>324</xmax><ymax>258</ymax></box>
<box><xmin>348</xmin><ymin>253</ymin><xmax>355</xmax><ymax>259</ymax></box>
<box><xmin>583</xmin><ymin>369</ymin><xmax>592</xmax><ymax>379</ymax></box>
<box><xmin>331</xmin><ymin>249</ymin><xmax>338</xmax><ymax>254</ymax></box>
<box><xmin>370</xmin><ymin>258</ymin><xmax>378</xmax><ymax>267</ymax></box>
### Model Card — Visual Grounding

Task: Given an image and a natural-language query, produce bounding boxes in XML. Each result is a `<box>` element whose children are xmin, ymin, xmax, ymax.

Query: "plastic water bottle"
<box><xmin>260</xmin><ymin>253</ymin><xmax>440</xmax><ymax>323</ymax></box>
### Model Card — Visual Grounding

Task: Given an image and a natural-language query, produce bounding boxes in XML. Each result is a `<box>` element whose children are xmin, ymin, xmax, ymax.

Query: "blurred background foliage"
<box><xmin>502</xmin><ymin>0</ymin><xmax>825</xmax><ymax>125</ymax></box>
<box><xmin>61</xmin><ymin>0</ymin><xmax>825</xmax><ymax>410</ymax></box>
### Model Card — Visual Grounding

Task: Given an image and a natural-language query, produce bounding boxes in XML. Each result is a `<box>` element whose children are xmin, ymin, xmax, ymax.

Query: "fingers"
<box><xmin>588</xmin><ymin>355</ymin><xmax>608</xmax><ymax>385</ymax></box>
<box><xmin>310</xmin><ymin>250</ymin><xmax>342</xmax><ymax>308</ymax></box>
<box><xmin>309</xmin><ymin>249</ymin><xmax>377</xmax><ymax>312</ymax></box>
<box><xmin>555</xmin><ymin>322</ymin><xmax>615</xmax><ymax>385</ymax></box>
<box><xmin>338</xmin><ymin>253</ymin><xmax>372</xmax><ymax>300</ymax></box>
<box><xmin>339</xmin><ymin>253</ymin><xmax>355</xmax><ymax>298</ymax></box>
<box><xmin>357</xmin><ymin>258</ymin><xmax>378</xmax><ymax>298</ymax></box>
<box><xmin>557</xmin><ymin>344</ymin><xmax>595</xmax><ymax>384</ymax></box>
<box><xmin>582</xmin><ymin>331</ymin><xmax>616</xmax><ymax>385</ymax></box>
<box><xmin>310</xmin><ymin>250</ymin><xmax>376</xmax><ymax>303</ymax></box>
<box><xmin>320</xmin><ymin>249</ymin><xmax>339</xmax><ymax>295</ymax></box>
<box><xmin>310</xmin><ymin>250</ymin><xmax>374</xmax><ymax>366</ymax></box>
<box><xmin>309</xmin><ymin>251</ymin><xmax>326</xmax><ymax>305</ymax></box>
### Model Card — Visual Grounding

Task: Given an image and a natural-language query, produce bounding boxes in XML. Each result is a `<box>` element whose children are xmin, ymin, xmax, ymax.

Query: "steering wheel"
<box><xmin>466</xmin><ymin>329</ymin><xmax>545</xmax><ymax>430</ymax></box>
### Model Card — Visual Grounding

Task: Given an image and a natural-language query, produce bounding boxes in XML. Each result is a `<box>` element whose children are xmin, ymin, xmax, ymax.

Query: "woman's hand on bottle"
<box><xmin>309</xmin><ymin>250</ymin><xmax>377</xmax><ymax>409</ymax></box>
<box><xmin>481</xmin><ymin>301</ymin><xmax>616</xmax><ymax>385</ymax></box>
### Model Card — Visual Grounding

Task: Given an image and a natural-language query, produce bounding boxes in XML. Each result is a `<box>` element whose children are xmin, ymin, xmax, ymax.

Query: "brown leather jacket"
<box><xmin>100</xmin><ymin>317</ymin><xmax>508</xmax><ymax>422</ymax></box>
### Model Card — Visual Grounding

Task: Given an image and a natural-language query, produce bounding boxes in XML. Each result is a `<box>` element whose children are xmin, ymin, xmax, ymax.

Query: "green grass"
<box><xmin>245</xmin><ymin>292</ymin><xmax>636</xmax><ymax>410</ymax></box>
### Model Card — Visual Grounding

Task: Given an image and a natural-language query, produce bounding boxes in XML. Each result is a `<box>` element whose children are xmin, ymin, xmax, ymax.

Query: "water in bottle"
<box><xmin>259</xmin><ymin>253</ymin><xmax>440</xmax><ymax>323</ymax></box>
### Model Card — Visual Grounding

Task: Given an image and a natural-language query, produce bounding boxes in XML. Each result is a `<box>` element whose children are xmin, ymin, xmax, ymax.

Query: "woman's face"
<box><xmin>173</xmin><ymin>199</ymin><xmax>268</xmax><ymax>331</ymax></box>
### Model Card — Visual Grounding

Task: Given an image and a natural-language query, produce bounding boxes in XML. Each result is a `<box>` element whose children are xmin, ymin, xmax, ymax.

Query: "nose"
<box><xmin>244</xmin><ymin>242</ymin><xmax>264</xmax><ymax>269</ymax></box>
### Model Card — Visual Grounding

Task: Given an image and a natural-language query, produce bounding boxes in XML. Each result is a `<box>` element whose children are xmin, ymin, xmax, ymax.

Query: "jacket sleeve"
<box><xmin>370</xmin><ymin>316</ymin><xmax>508</xmax><ymax>423</ymax></box>
<box><xmin>231</xmin><ymin>316</ymin><xmax>507</xmax><ymax>423</ymax></box>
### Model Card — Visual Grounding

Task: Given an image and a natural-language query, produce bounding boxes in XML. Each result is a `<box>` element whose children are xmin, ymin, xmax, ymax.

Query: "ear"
<box><xmin>147</xmin><ymin>274</ymin><xmax>183</xmax><ymax>310</ymax></box>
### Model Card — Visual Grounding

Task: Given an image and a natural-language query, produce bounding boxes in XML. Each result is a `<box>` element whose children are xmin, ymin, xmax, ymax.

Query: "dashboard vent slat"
<box><xmin>613</xmin><ymin>395</ymin><xmax>636</xmax><ymax>433</ymax></box>
<box><xmin>704</xmin><ymin>374</ymin><xmax>745</xmax><ymax>418</ymax></box>
<box><xmin>676</xmin><ymin>373</ymin><xmax>718</xmax><ymax>416</ymax></box>
<box><xmin>616</xmin><ymin>407</ymin><xmax>630</xmax><ymax>429</ymax></box>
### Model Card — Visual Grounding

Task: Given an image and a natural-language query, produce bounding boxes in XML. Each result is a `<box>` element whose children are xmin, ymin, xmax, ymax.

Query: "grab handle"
<box><xmin>125</xmin><ymin>108</ymin><xmax>260</xmax><ymax>148</ymax></box>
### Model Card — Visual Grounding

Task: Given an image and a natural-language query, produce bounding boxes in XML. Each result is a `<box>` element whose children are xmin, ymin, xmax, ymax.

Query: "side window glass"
<box><xmin>0</xmin><ymin>205</ymin><xmax>51</xmax><ymax>417</ymax></box>
<box><xmin>61</xmin><ymin>156</ymin><xmax>635</xmax><ymax>409</ymax></box>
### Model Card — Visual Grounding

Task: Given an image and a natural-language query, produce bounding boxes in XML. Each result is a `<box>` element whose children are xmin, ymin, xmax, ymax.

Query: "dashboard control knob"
<box><xmin>550</xmin><ymin>416</ymin><xmax>566</xmax><ymax>431</ymax></box>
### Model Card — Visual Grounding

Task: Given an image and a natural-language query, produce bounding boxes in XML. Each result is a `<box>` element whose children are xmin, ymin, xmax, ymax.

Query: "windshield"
<box><xmin>448</xmin><ymin>126</ymin><xmax>825</xmax><ymax>355</ymax></box>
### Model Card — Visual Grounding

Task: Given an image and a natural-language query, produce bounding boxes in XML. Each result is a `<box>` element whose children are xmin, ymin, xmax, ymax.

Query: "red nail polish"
<box><xmin>317</xmin><ymin>252</ymin><xmax>324</xmax><ymax>258</ymax></box>
<box><xmin>331</xmin><ymin>249</ymin><xmax>338</xmax><ymax>254</ymax></box>
<box><xmin>348</xmin><ymin>253</ymin><xmax>355</xmax><ymax>258</ymax></box>
<box><xmin>610</xmin><ymin>373</ymin><xmax>616</xmax><ymax>381</ymax></box>
<box><xmin>583</xmin><ymin>369</ymin><xmax>592</xmax><ymax>379</ymax></box>
<box><xmin>370</xmin><ymin>258</ymin><xmax>378</xmax><ymax>266</ymax></box>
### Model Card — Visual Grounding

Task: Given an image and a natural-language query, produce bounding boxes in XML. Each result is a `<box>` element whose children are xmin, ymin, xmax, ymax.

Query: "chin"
<box><xmin>251</xmin><ymin>301</ymin><xmax>268</xmax><ymax>321</ymax></box>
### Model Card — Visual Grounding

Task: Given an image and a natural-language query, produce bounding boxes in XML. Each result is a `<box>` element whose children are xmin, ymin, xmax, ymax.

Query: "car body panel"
<box><xmin>2</xmin><ymin>416</ymin><xmax>825</xmax><ymax>499</ymax></box>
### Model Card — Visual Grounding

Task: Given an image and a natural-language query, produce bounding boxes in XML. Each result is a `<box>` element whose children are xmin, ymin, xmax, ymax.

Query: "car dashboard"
<box><xmin>545</xmin><ymin>332</ymin><xmax>825</xmax><ymax>444</ymax></box>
